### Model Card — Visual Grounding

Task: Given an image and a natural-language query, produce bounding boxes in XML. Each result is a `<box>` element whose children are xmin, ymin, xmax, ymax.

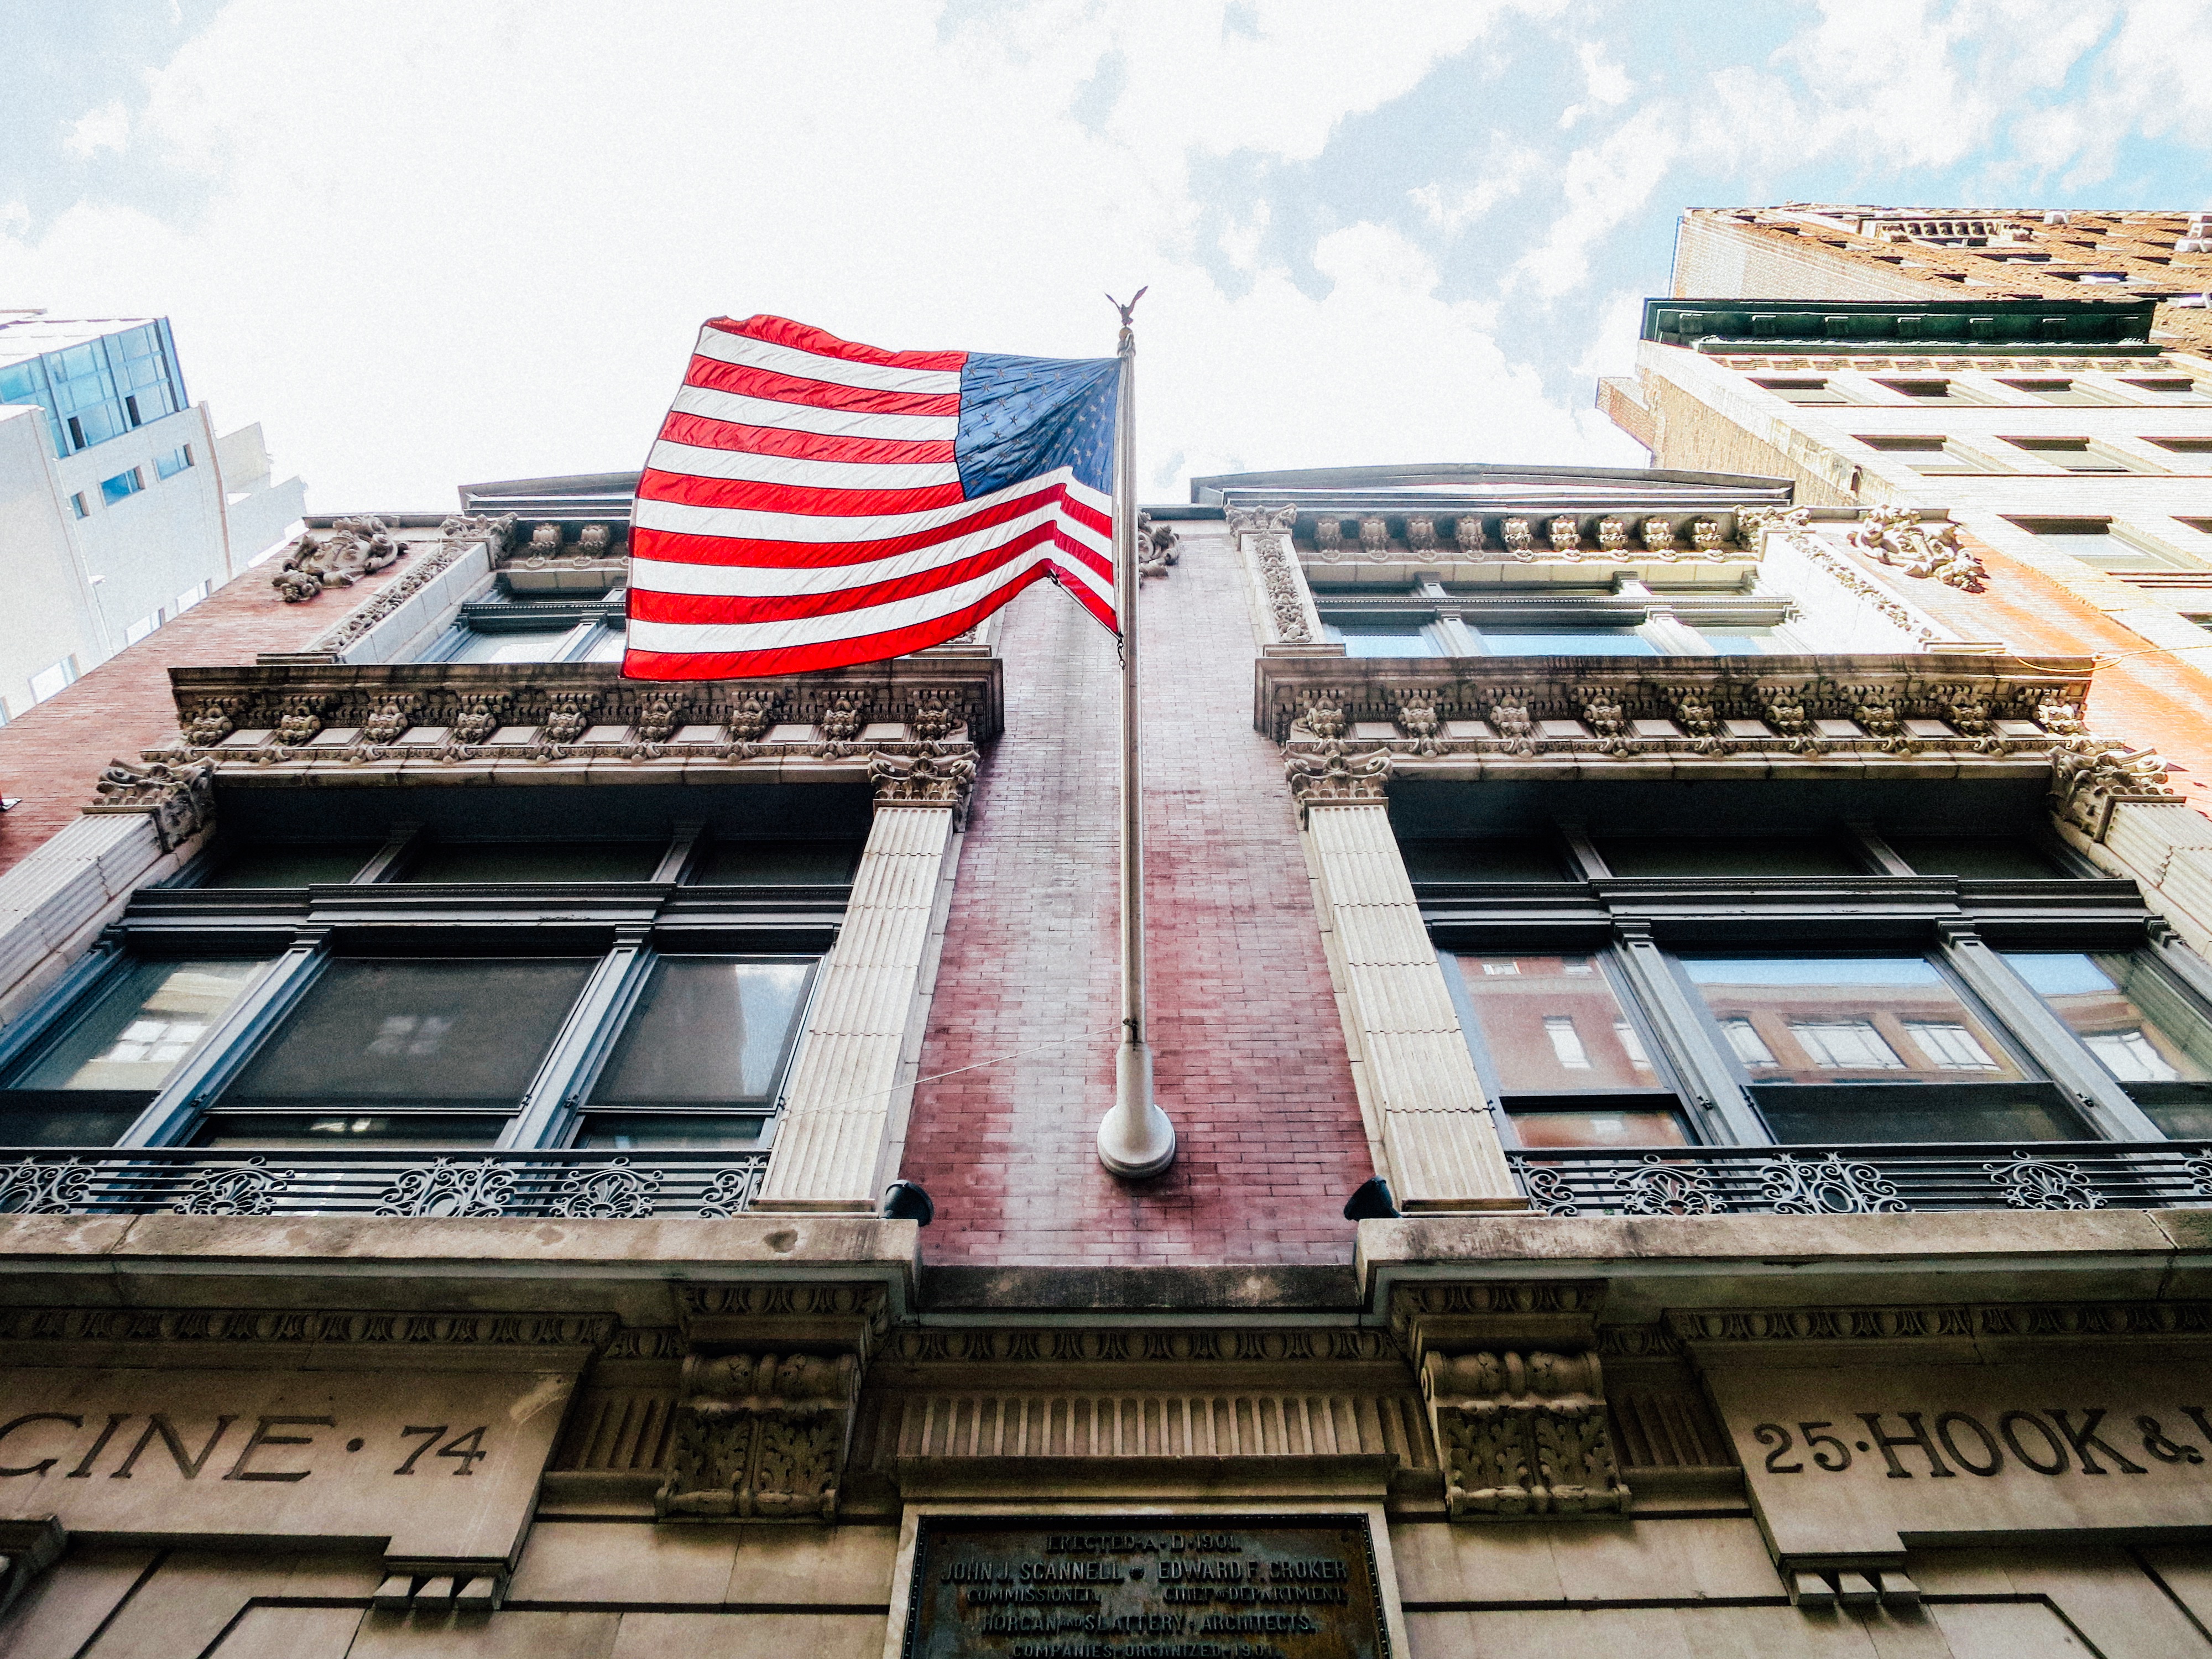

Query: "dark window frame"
<box><xmin>1415</xmin><ymin>821</ymin><xmax>2176</xmax><ymax>1150</ymax></box>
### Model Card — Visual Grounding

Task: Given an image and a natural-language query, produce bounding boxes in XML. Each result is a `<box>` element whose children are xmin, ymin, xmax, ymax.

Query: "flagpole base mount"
<box><xmin>1097</xmin><ymin>1044</ymin><xmax>1176</xmax><ymax>1179</ymax></box>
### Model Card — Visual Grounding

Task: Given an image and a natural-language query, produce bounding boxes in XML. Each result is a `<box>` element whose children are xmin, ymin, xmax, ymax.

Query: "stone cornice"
<box><xmin>147</xmin><ymin>656</ymin><xmax>1002</xmax><ymax>779</ymax></box>
<box><xmin>1256</xmin><ymin>651</ymin><xmax>2094</xmax><ymax>747</ymax></box>
<box><xmin>1255</xmin><ymin>652</ymin><xmax>2180</xmax><ymax>836</ymax></box>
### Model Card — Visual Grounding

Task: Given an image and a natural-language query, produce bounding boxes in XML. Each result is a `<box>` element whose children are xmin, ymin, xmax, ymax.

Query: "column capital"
<box><xmin>868</xmin><ymin>744</ymin><xmax>977</xmax><ymax>819</ymax></box>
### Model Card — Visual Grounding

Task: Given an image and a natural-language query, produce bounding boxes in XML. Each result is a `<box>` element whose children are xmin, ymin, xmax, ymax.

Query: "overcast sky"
<box><xmin>5</xmin><ymin>0</ymin><xmax>2210</xmax><ymax>512</ymax></box>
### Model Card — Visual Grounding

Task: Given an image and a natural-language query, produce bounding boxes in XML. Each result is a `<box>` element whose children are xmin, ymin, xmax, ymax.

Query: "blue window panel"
<box><xmin>1699</xmin><ymin>628</ymin><xmax>1786</xmax><ymax>655</ymax></box>
<box><xmin>100</xmin><ymin>468</ymin><xmax>144</xmax><ymax>505</ymax></box>
<box><xmin>1322</xmin><ymin>622</ymin><xmax>1436</xmax><ymax>658</ymax></box>
<box><xmin>153</xmin><ymin>445</ymin><xmax>191</xmax><ymax>480</ymax></box>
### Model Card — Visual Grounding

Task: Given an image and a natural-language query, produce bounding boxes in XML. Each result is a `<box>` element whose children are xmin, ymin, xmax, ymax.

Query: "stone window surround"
<box><xmin>0</xmin><ymin>651</ymin><xmax>998</xmax><ymax>1214</ymax></box>
<box><xmin>0</xmin><ymin>815</ymin><xmax>837</xmax><ymax>1151</ymax></box>
<box><xmin>1234</xmin><ymin>502</ymin><xmax>2212</xmax><ymax>1206</ymax></box>
<box><xmin>1416</xmin><ymin>833</ymin><xmax>2197</xmax><ymax>1153</ymax></box>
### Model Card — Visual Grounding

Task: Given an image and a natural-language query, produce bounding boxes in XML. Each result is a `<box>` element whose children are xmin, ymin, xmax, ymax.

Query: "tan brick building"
<box><xmin>0</xmin><ymin>425</ymin><xmax>2210</xmax><ymax>1656</ymax></box>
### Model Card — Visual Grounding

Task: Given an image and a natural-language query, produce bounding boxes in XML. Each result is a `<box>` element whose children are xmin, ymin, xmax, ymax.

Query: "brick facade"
<box><xmin>1888</xmin><ymin>528</ymin><xmax>2212</xmax><ymax>815</ymax></box>
<box><xmin>899</xmin><ymin>533</ymin><xmax>1371</xmax><ymax>1266</ymax></box>
<box><xmin>0</xmin><ymin>553</ymin><xmax>401</xmax><ymax>877</ymax></box>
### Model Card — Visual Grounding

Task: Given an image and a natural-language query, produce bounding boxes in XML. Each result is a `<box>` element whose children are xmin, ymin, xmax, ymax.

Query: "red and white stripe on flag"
<box><xmin>623</xmin><ymin>316</ymin><xmax>1118</xmax><ymax>680</ymax></box>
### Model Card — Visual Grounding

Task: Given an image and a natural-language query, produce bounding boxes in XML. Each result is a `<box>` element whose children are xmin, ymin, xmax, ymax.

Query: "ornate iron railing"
<box><xmin>0</xmin><ymin>1148</ymin><xmax>769</xmax><ymax>1220</ymax></box>
<box><xmin>1508</xmin><ymin>1141</ymin><xmax>2212</xmax><ymax>1218</ymax></box>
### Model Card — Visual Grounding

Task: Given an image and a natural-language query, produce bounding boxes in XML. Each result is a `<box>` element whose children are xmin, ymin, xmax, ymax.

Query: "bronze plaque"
<box><xmin>902</xmin><ymin>1516</ymin><xmax>1391</xmax><ymax>1659</ymax></box>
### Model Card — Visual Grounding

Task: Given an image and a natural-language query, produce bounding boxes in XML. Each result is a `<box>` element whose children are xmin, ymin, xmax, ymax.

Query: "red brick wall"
<box><xmin>1897</xmin><ymin>531</ymin><xmax>2212</xmax><ymax>816</ymax></box>
<box><xmin>0</xmin><ymin>551</ymin><xmax>413</xmax><ymax>877</ymax></box>
<box><xmin>900</xmin><ymin>540</ymin><xmax>1372</xmax><ymax>1266</ymax></box>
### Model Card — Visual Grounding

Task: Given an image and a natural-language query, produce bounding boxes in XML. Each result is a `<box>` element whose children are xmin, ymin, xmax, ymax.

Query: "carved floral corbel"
<box><xmin>656</xmin><ymin>1350</ymin><xmax>860</xmax><ymax>1522</ymax></box>
<box><xmin>85</xmin><ymin>758</ymin><xmax>216</xmax><ymax>851</ymax></box>
<box><xmin>1422</xmin><ymin>1350</ymin><xmax>1629</xmax><ymax>1518</ymax></box>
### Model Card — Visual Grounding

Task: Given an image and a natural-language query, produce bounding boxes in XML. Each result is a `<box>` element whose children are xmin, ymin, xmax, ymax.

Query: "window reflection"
<box><xmin>2006</xmin><ymin>952</ymin><xmax>2212</xmax><ymax>1083</ymax></box>
<box><xmin>1455</xmin><ymin>954</ymin><xmax>1656</xmax><ymax>1092</ymax></box>
<box><xmin>1682</xmin><ymin>958</ymin><xmax>2030</xmax><ymax>1085</ymax></box>
<box><xmin>7</xmin><ymin>959</ymin><xmax>268</xmax><ymax>1092</ymax></box>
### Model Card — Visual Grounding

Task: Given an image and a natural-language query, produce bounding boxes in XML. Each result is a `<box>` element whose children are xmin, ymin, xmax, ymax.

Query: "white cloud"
<box><xmin>1410</xmin><ymin>143</ymin><xmax>1543</xmax><ymax>233</ymax></box>
<box><xmin>62</xmin><ymin>101</ymin><xmax>131</xmax><ymax>158</ymax></box>
<box><xmin>0</xmin><ymin>0</ymin><xmax>1613</xmax><ymax>509</ymax></box>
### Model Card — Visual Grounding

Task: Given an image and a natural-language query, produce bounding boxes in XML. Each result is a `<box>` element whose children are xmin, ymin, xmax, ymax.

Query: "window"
<box><xmin>1418</xmin><ymin>812</ymin><xmax>2211</xmax><ymax>1157</ymax></box>
<box><xmin>152</xmin><ymin>444</ymin><xmax>192</xmax><ymax>480</ymax></box>
<box><xmin>1321</xmin><ymin>620</ymin><xmax>1436</xmax><ymax>658</ymax></box>
<box><xmin>2004</xmin><ymin>518</ymin><xmax>2209</xmax><ymax>573</ymax></box>
<box><xmin>1402</xmin><ymin>839</ymin><xmax>1566</xmax><ymax>884</ymax></box>
<box><xmin>122</xmin><ymin>609</ymin><xmax>164</xmax><ymax>646</ymax></box>
<box><xmin>99</xmin><ymin>467</ymin><xmax>144</xmax><ymax>505</ymax></box>
<box><xmin>1452</xmin><ymin>953</ymin><xmax>1686</xmax><ymax>1149</ymax></box>
<box><xmin>7</xmin><ymin>800</ymin><xmax>862</xmax><ymax>1155</ymax></box>
<box><xmin>2006</xmin><ymin>952</ymin><xmax>2212</xmax><ymax>1136</ymax></box>
<box><xmin>395</xmin><ymin>840</ymin><xmax>667</xmax><ymax>884</ymax></box>
<box><xmin>690</xmin><ymin>838</ymin><xmax>864</xmax><ymax>886</ymax></box>
<box><xmin>174</xmin><ymin>580</ymin><xmax>211</xmax><ymax>614</ymax></box>
<box><xmin>1696</xmin><ymin>626</ymin><xmax>1795</xmax><ymax>655</ymax></box>
<box><xmin>1876</xmin><ymin>379</ymin><xmax>1985</xmax><ymax>404</ymax></box>
<box><xmin>201</xmin><ymin>842</ymin><xmax>383</xmax><ymax>888</ymax></box>
<box><xmin>2121</xmin><ymin>378</ymin><xmax>2209</xmax><ymax>402</ymax></box>
<box><xmin>69</xmin><ymin>492</ymin><xmax>89</xmax><ymax>520</ymax></box>
<box><xmin>0</xmin><ymin>958</ymin><xmax>270</xmax><ymax>1145</ymax></box>
<box><xmin>28</xmin><ymin>655</ymin><xmax>78</xmax><ymax>705</ymax></box>
<box><xmin>1887</xmin><ymin>836</ymin><xmax>2063</xmax><ymax>878</ymax></box>
<box><xmin>2147</xmin><ymin>439</ymin><xmax>2212</xmax><ymax>457</ymax></box>
<box><xmin>2000</xmin><ymin>379</ymin><xmax>2114</xmax><ymax>406</ymax></box>
<box><xmin>415</xmin><ymin>583</ymin><xmax>625</xmax><ymax>664</ymax></box>
<box><xmin>1752</xmin><ymin>378</ymin><xmax>1850</xmax><ymax>404</ymax></box>
<box><xmin>1679</xmin><ymin>956</ymin><xmax>2084</xmax><ymax>1142</ymax></box>
<box><xmin>1855</xmin><ymin>435</ymin><xmax>1990</xmax><ymax>475</ymax></box>
<box><xmin>1598</xmin><ymin>838</ymin><xmax>1863</xmax><ymax>878</ymax></box>
<box><xmin>576</xmin><ymin>957</ymin><xmax>815</xmax><ymax>1147</ymax></box>
<box><xmin>197</xmin><ymin>957</ymin><xmax>598</xmax><ymax>1146</ymax></box>
<box><xmin>2004</xmin><ymin>437</ymin><xmax>2140</xmax><ymax>473</ymax></box>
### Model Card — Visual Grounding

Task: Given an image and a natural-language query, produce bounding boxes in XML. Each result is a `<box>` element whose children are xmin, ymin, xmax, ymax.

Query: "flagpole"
<box><xmin>1097</xmin><ymin>293</ymin><xmax>1176</xmax><ymax>1179</ymax></box>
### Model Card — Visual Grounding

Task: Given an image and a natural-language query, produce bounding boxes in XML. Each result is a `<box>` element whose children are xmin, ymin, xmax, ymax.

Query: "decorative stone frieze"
<box><xmin>271</xmin><ymin>515</ymin><xmax>405</xmax><ymax>601</ymax></box>
<box><xmin>1280</xmin><ymin>505</ymin><xmax>1755</xmax><ymax>565</ymax></box>
<box><xmin>1666</xmin><ymin>1299</ymin><xmax>2212</xmax><ymax>1350</ymax></box>
<box><xmin>1849</xmin><ymin>504</ymin><xmax>1989</xmax><ymax>591</ymax></box>
<box><xmin>305</xmin><ymin>514</ymin><xmax>518</xmax><ymax>651</ymax></box>
<box><xmin>84</xmin><ymin>757</ymin><xmax>216</xmax><ymax>851</ymax></box>
<box><xmin>145</xmin><ymin>659</ymin><xmax>1002</xmax><ymax>777</ymax></box>
<box><xmin>1226</xmin><ymin>503</ymin><xmax>1313</xmax><ymax>643</ymax></box>
<box><xmin>1422</xmin><ymin>1350</ymin><xmax>1629</xmax><ymax>1517</ymax></box>
<box><xmin>1253</xmin><ymin>655</ymin><xmax>2161</xmax><ymax>833</ymax></box>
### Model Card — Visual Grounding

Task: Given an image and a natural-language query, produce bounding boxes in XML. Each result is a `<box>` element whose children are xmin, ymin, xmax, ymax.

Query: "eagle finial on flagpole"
<box><xmin>1106</xmin><ymin>287</ymin><xmax>1147</xmax><ymax>352</ymax></box>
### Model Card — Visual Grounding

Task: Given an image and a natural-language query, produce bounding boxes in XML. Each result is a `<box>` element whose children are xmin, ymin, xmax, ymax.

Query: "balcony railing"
<box><xmin>0</xmin><ymin>1148</ymin><xmax>768</xmax><ymax>1220</ymax></box>
<box><xmin>1509</xmin><ymin>1141</ymin><xmax>2212</xmax><ymax>1217</ymax></box>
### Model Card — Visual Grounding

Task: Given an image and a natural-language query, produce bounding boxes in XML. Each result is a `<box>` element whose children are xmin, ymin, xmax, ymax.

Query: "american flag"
<box><xmin>623</xmin><ymin>315</ymin><xmax>1120</xmax><ymax>680</ymax></box>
